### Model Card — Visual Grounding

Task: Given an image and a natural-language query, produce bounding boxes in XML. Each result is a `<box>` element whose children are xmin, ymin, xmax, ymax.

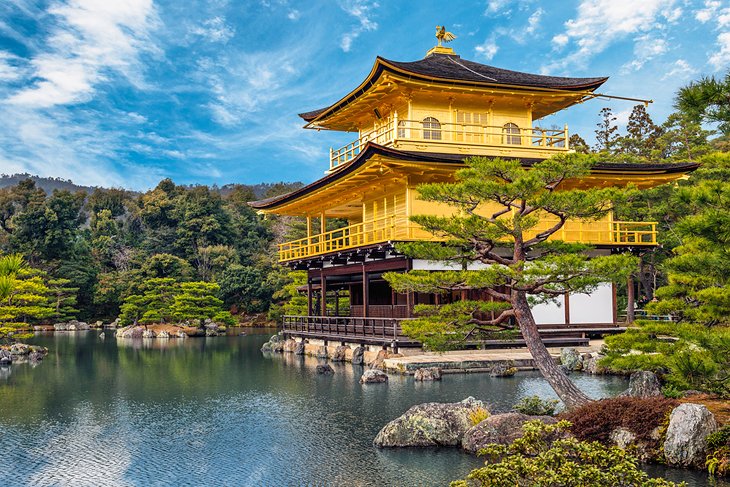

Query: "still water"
<box><xmin>0</xmin><ymin>330</ymin><xmax>722</xmax><ymax>486</ymax></box>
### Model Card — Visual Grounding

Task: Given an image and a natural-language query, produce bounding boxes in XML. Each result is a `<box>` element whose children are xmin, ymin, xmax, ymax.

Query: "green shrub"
<box><xmin>661</xmin><ymin>384</ymin><xmax>684</xmax><ymax>399</ymax></box>
<box><xmin>513</xmin><ymin>395</ymin><xmax>559</xmax><ymax>416</ymax></box>
<box><xmin>468</xmin><ymin>407</ymin><xmax>490</xmax><ymax>426</ymax></box>
<box><xmin>450</xmin><ymin>420</ymin><xmax>681</xmax><ymax>487</ymax></box>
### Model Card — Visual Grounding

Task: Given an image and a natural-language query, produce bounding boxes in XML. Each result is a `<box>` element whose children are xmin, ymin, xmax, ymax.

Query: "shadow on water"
<box><xmin>0</xmin><ymin>330</ymin><xmax>724</xmax><ymax>486</ymax></box>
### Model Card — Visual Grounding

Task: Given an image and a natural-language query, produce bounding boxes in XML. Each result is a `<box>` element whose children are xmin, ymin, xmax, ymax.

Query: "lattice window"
<box><xmin>503</xmin><ymin>122</ymin><xmax>521</xmax><ymax>145</ymax></box>
<box><xmin>422</xmin><ymin>117</ymin><xmax>442</xmax><ymax>140</ymax></box>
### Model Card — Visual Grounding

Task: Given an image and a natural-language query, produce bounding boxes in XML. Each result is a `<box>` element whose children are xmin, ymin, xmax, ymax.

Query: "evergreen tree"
<box><xmin>170</xmin><ymin>281</ymin><xmax>228</xmax><ymax>324</ymax></box>
<box><xmin>47</xmin><ymin>277</ymin><xmax>79</xmax><ymax>322</ymax></box>
<box><xmin>676</xmin><ymin>72</ymin><xmax>730</xmax><ymax>136</ymax></box>
<box><xmin>619</xmin><ymin>104</ymin><xmax>663</xmax><ymax>158</ymax></box>
<box><xmin>594</xmin><ymin>107</ymin><xmax>619</xmax><ymax>152</ymax></box>
<box><xmin>0</xmin><ymin>254</ymin><xmax>54</xmax><ymax>342</ymax></box>
<box><xmin>384</xmin><ymin>154</ymin><xmax>638</xmax><ymax>409</ymax></box>
<box><xmin>568</xmin><ymin>134</ymin><xmax>590</xmax><ymax>154</ymax></box>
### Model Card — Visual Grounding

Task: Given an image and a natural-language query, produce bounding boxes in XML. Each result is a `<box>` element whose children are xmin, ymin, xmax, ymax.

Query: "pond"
<box><xmin>0</xmin><ymin>330</ymin><xmax>723</xmax><ymax>486</ymax></box>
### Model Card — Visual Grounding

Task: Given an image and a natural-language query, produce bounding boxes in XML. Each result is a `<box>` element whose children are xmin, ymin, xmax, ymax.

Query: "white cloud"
<box><xmin>709</xmin><ymin>31</ymin><xmax>730</xmax><ymax>70</ymax></box>
<box><xmin>475</xmin><ymin>37</ymin><xmax>499</xmax><ymax>60</ymax></box>
<box><xmin>189</xmin><ymin>16</ymin><xmax>235</xmax><ymax>44</ymax></box>
<box><xmin>287</xmin><ymin>9</ymin><xmax>301</xmax><ymax>21</ymax></box>
<box><xmin>485</xmin><ymin>0</ymin><xmax>513</xmax><ymax>16</ymax></box>
<box><xmin>621</xmin><ymin>34</ymin><xmax>668</xmax><ymax>72</ymax></box>
<box><xmin>525</xmin><ymin>8</ymin><xmax>544</xmax><ymax>35</ymax></box>
<box><xmin>7</xmin><ymin>0</ymin><xmax>159</xmax><ymax>108</ymax></box>
<box><xmin>542</xmin><ymin>0</ymin><xmax>678</xmax><ymax>73</ymax></box>
<box><xmin>695</xmin><ymin>1</ymin><xmax>722</xmax><ymax>23</ymax></box>
<box><xmin>0</xmin><ymin>51</ymin><xmax>26</xmax><ymax>81</ymax></box>
<box><xmin>339</xmin><ymin>0</ymin><xmax>379</xmax><ymax>52</ymax></box>
<box><xmin>661</xmin><ymin>59</ymin><xmax>698</xmax><ymax>80</ymax></box>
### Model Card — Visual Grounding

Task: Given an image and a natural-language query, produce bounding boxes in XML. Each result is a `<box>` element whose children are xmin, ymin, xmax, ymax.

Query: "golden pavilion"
<box><xmin>250</xmin><ymin>33</ymin><xmax>698</xmax><ymax>350</ymax></box>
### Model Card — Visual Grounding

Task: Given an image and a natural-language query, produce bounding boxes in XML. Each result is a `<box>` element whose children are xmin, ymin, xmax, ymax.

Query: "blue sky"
<box><xmin>0</xmin><ymin>0</ymin><xmax>727</xmax><ymax>190</ymax></box>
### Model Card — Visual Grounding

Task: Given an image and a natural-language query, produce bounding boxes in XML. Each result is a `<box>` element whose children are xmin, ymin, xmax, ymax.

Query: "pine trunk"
<box><xmin>512</xmin><ymin>290</ymin><xmax>592</xmax><ymax>410</ymax></box>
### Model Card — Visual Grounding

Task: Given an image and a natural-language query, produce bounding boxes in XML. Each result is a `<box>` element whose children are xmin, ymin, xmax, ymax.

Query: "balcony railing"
<box><xmin>329</xmin><ymin>117</ymin><xmax>569</xmax><ymax>170</ymax></box>
<box><xmin>278</xmin><ymin>214</ymin><xmax>657</xmax><ymax>262</ymax></box>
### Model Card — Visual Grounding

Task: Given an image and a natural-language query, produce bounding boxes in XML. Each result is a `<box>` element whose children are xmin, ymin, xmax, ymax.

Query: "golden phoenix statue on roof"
<box><xmin>435</xmin><ymin>26</ymin><xmax>456</xmax><ymax>46</ymax></box>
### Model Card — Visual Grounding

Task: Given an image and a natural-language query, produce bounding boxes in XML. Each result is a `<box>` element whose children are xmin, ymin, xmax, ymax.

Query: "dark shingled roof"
<box><xmin>249</xmin><ymin>143</ymin><xmax>699</xmax><ymax>210</ymax></box>
<box><xmin>299</xmin><ymin>53</ymin><xmax>608</xmax><ymax>122</ymax></box>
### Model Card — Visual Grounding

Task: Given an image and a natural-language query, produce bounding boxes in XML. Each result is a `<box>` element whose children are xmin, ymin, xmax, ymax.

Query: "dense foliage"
<box><xmin>0</xmin><ymin>178</ymin><xmax>299</xmax><ymax>324</ymax></box>
<box><xmin>451</xmin><ymin>420</ymin><xmax>679</xmax><ymax>487</ymax></box>
<box><xmin>601</xmin><ymin>321</ymin><xmax>730</xmax><ymax>397</ymax></box>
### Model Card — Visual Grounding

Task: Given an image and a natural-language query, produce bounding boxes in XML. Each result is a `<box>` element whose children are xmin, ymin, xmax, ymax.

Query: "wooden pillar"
<box><xmin>564</xmin><ymin>293</ymin><xmax>570</xmax><ymax>325</ymax></box>
<box><xmin>362</xmin><ymin>265</ymin><xmax>369</xmax><ymax>318</ymax></box>
<box><xmin>320</xmin><ymin>212</ymin><xmax>326</xmax><ymax>234</ymax></box>
<box><xmin>306</xmin><ymin>216</ymin><xmax>313</xmax><ymax>237</ymax></box>
<box><xmin>321</xmin><ymin>270</ymin><xmax>327</xmax><ymax>317</ymax></box>
<box><xmin>307</xmin><ymin>278</ymin><xmax>313</xmax><ymax>316</ymax></box>
<box><xmin>334</xmin><ymin>290</ymin><xmax>340</xmax><ymax>317</ymax></box>
<box><xmin>627</xmin><ymin>275</ymin><xmax>635</xmax><ymax>323</ymax></box>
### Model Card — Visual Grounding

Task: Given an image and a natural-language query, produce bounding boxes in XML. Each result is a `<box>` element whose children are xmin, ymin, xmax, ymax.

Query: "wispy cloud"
<box><xmin>710</xmin><ymin>32</ymin><xmax>730</xmax><ymax>70</ymax></box>
<box><xmin>189</xmin><ymin>16</ymin><xmax>235</xmax><ymax>44</ymax></box>
<box><xmin>7</xmin><ymin>0</ymin><xmax>160</xmax><ymax>108</ymax></box>
<box><xmin>695</xmin><ymin>1</ymin><xmax>730</xmax><ymax>70</ymax></box>
<box><xmin>339</xmin><ymin>0</ymin><xmax>379</xmax><ymax>52</ymax></box>
<box><xmin>661</xmin><ymin>59</ymin><xmax>698</xmax><ymax>80</ymax></box>
<box><xmin>475</xmin><ymin>36</ymin><xmax>499</xmax><ymax>60</ymax></box>
<box><xmin>542</xmin><ymin>0</ymin><xmax>678</xmax><ymax>73</ymax></box>
<box><xmin>621</xmin><ymin>34</ymin><xmax>668</xmax><ymax>73</ymax></box>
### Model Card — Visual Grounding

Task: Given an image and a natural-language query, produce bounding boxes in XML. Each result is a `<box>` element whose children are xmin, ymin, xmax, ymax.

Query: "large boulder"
<box><xmin>316</xmin><ymin>364</ymin><xmax>334</xmax><ymax>375</ymax></box>
<box><xmin>53</xmin><ymin>323</ymin><xmax>68</xmax><ymax>331</ymax></box>
<box><xmin>489</xmin><ymin>361</ymin><xmax>517</xmax><ymax>377</ymax></box>
<box><xmin>360</xmin><ymin>369</ymin><xmax>388</xmax><ymax>384</ymax></box>
<box><xmin>351</xmin><ymin>346</ymin><xmax>365</xmax><ymax>365</ymax></box>
<box><xmin>374</xmin><ymin>397</ymin><xmax>486</xmax><ymax>448</ymax></box>
<box><xmin>0</xmin><ymin>349</ymin><xmax>12</xmax><ymax>365</ymax></box>
<box><xmin>663</xmin><ymin>403</ymin><xmax>718</xmax><ymax>468</ymax></box>
<box><xmin>157</xmin><ymin>330</ymin><xmax>170</xmax><ymax>338</ymax></box>
<box><xmin>368</xmin><ymin>349</ymin><xmax>389</xmax><ymax>370</ymax></box>
<box><xmin>623</xmin><ymin>371</ymin><xmax>662</xmax><ymax>398</ymax></box>
<box><xmin>10</xmin><ymin>343</ymin><xmax>30</xmax><ymax>355</ymax></box>
<box><xmin>331</xmin><ymin>345</ymin><xmax>349</xmax><ymax>362</ymax></box>
<box><xmin>142</xmin><ymin>329</ymin><xmax>155</xmax><ymax>338</ymax></box>
<box><xmin>582</xmin><ymin>352</ymin><xmax>606</xmax><ymax>374</ymax></box>
<box><xmin>560</xmin><ymin>347</ymin><xmax>583</xmax><ymax>371</ymax></box>
<box><xmin>414</xmin><ymin>367</ymin><xmax>442</xmax><ymax>381</ymax></box>
<box><xmin>462</xmin><ymin>412</ymin><xmax>557</xmax><ymax>453</ymax></box>
<box><xmin>315</xmin><ymin>346</ymin><xmax>328</xmax><ymax>359</ymax></box>
<box><xmin>294</xmin><ymin>340</ymin><xmax>306</xmax><ymax>355</ymax></box>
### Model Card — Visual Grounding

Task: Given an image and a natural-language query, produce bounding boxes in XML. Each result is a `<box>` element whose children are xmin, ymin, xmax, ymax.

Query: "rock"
<box><xmin>271</xmin><ymin>341</ymin><xmax>284</xmax><ymax>352</ymax></box>
<box><xmin>28</xmin><ymin>351</ymin><xmax>44</xmax><ymax>362</ymax></box>
<box><xmin>53</xmin><ymin>323</ymin><xmax>68</xmax><ymax>331</ymax></box>
<box><xmin>175</xmin><ymin>330</ymin><xmax>188</xmax><ymax>338</ymax></box>
<box><xmin>374</xmin><ymin>397</ymin><xmax>486</xmax><ymax>448</ymax></box>
<box><xmin>623</xmin><ymin>371</ymin><xmax>662</xmax><ymax>397</ymax></box>
<box><xmin>10</xmin><ymin>343</ymin><xmax>30</xmax><ymax>355</ymax></box>
<box><xmin>204</xmin><ymin>322</ymin><xmax>218</xmax><ymax>331</ymax></box>
<box><xmin>269</xmin><ymin>333</ymin><xmax>284</xmax><ymax>343</ymax></box>
<box><xmin>316</xmin><ymin>364</ymin><xmax>334</xmax><ymax>375</ymax></box>
<box><xmin>462</xmin><ymin>412</ymin><xmax>557</xmax><ymax>453</ymax></box>
<box><xmin>110</xmin><ymin>318</ymin><xmax>121</xmax><ymax>328</ymax></box>
<box><xmin>360</xmin><ymin>369</ymin><xmax>388</xmax><ymax>384</ymax></box>
<box><xmin>68</xmin><ymin>323</ymin><xmax>77</xmax><ymax>331</ymax></box>
<box><xmin>414</xmin><ymin>367</ymin><xmax>442</xmax><ymax>381</ymax></box>
<box><xmin>610</xmin><ymin>427</ymin><xmax>637</xmax><ymax>450</ymax></box>
<box><xmin>67</xmin><ymin>320</ymin><xmax>90</xmax><ymax>331</ymax></box>
<box><xmin>157</xmin><ymin>331</ymin><xmax>170</xmax><ymax>338</ymax></box>
<box><xmin>489</xmin><ymin>361</ymin><xmax>517</xmax><ymax>377</ymax></box>
<box><xmin>0</xmin><ymin>349</ymin><xmax>12</xmax><ymax>365</ymax></box>
<box><xmin>560</xmin><ymin>347</ymin><xmax>583</xmax><ymax>371</ymax></box>
<box><xmin>94</xmin><ymin>320</ymin><xmax>103</xmax><ymax>328</ymax></box>
<box><xmin>142</xmin><ymin>329</ymin><xmax>155</xmax><ymax>338</ymax></box>
<box><xmin>260</xmin><ymin>342</ymin><xmax>273</xmax><ymax>353</ymax></box>
<box><xmin>316</xmin><ymin>346</ymin><xmax>328</xmax><ymax>359</ymax></box>
<box><xmin>283</xmin><ymin>339</ymin><xmax>297</xmax><ymax>353</ymax></box>
<box><xmin>99</xmin><ymin>332</ymin><xmax>105</xmax><ymax>339</ymax></box>
<box><xmin>351</xmin><ymin>346</ymin><xmax>365</xmax><ymax>365</ymax></box>
<box><xmin>331</xmin><ymin>345</ymin><xmax>349</xmax><ymax>362</ymax></box>
<box><xmin>294</xmin><ymin>340</ymin><xmax>306</xmax><ymax>355</ymax></box>
<box><xmin>582</xmin><ymin>353</ymin><xmax>606</xmax><ymax>374</ymax></box>
<box><xmin>368</xmin><ymin>349</ymin><xmax>389</xmax><ymax>370</ymax></box>
<box><xmin>663</xmin><ymin>403</ymin><xmax>718</xmax><ymax>468</ymax></box>
<box><xmin>118</xmin><ymin>326</ymin><xmax>144</xmax><ymax>339</ymax></box>
<box><xmin>205</xmin><ymin>329</ymin><xmax>218</xmax><ymax>337</ymax></box>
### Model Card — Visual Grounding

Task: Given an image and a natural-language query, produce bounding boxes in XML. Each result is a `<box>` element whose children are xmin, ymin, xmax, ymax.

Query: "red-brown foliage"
<box><xmin>560</xmin><ymin>397</ymin><xmax>679</xmax><ymax>445</ymax></box>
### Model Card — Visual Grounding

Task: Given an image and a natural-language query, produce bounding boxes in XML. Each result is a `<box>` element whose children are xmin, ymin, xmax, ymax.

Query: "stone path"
<box><xmin>383</xmin><ymin>341</ymin><xmax>604</xmax><ymax>374</ymax></box>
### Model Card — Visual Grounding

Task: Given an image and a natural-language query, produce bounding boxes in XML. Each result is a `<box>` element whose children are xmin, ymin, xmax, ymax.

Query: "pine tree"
<box><xmin>619</xmin><ymin>105</ymin><xmax>663</xmax><ymax>158</ymax></box>
<box><xmin>568</xmin><ymin>134</ymin><xmax>590</xmax><ymax>154</ymax></box>
<box><xmin>47</xmin><ymin>277</ymin><xmax>79</xmax><ymax>322</ymax></box>
<box><xmin>594</xmin><ymin>107</ymin><xmax>619</xmax><ymax>153</ymax></box>
<box><xmin>0</xmin><ymin>254</ymin><xmax>54</xmax><ymax>343</ymax></box>
<box><xmin>384</xmin><ymin>154</ymin><xmax>638</xmax><ymax>409</ymax></box>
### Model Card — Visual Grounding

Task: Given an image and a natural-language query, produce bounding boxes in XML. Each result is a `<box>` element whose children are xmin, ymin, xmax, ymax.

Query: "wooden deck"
<box><xmin>281</xmin><ymin>316</ymin><xmax>627</xmax><ymax>349</ymax></box>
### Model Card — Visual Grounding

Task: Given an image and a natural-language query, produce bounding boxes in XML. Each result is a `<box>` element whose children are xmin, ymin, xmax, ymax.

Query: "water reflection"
<box><xmin>0</xmin><ymin>331</ymin><xmax>723</xmax><ymax>487</ymax></box>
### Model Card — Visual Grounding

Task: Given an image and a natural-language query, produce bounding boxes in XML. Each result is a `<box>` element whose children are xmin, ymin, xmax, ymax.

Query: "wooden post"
<box><xmin>321</xmin><ymin>271</ymin><xmax>327</xmax><ymax>317</ymax></box>
<box><xmin>362</xmin><ymin>265</ymin><xmax>369</xmax><ymax>318</ymax></box>
<box><xmin>627</xmin><ymin>275</ymin><xmax>635</xmax><ymax>324</ymax></box>
<box><xmin>564</xmin><ymin>293</ymin><xmax>570</xmax><ymax>325</ymax></box>
<box><xmin>306</xmin><ymin>216</ymin><xmax>313</xmax><ymax>237</ymax></box>
<box><xmin>334</xmin><ymin>290</ymin><xmax>340</xmax><ymax>317</ymax></box>
<box><xmin>307</xmin><ymin>278</ymin><xmax>313</xmax><ymax>316</ymax></box>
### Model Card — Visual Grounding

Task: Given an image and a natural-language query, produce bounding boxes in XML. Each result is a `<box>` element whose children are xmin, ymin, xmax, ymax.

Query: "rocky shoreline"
<box><xmin>0</xmin><ymin>343</ymin><xmax>48</xmax><ymax>366</ymax></box>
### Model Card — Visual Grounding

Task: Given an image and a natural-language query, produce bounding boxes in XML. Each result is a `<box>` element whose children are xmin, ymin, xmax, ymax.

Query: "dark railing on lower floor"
<box><xmin>281</xmin><ymin>315</ymin><xmax>418</xmax><ymax>344</ymax></box>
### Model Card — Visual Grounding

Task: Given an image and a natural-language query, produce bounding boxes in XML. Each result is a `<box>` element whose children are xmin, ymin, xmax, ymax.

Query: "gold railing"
<box><xmin>329</xmin><ymin>117</ymin><xmax>569</xmax><ymax>170</ymax></box>
<box><xmin>278</xmin><ymin>215</ymin><xmax>657</xmax><ymax>262</ymax></box>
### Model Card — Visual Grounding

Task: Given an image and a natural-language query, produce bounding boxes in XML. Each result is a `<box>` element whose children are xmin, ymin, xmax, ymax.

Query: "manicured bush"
<box><xmin>560</xmin><ymin>397</ymin><xmax>678</xmax><ymax>445</ymax></box>
<box><xmin>450</xmin><ymin>420</ymin><xmax>680</xmax><ymax>487</ymax></box>
<box><xmin>707</xmin><ymin>425</ymin><xmax>730</xmax><ymax>477</ymax></box>
<box><xmin>468</xmin><ymin>407</ymin><xmax>490</xmax><ymax>426</ymax></box>
<box><xmin>513</xmin><ymin>395</ymin><xmax>559</xmax><ymax>416</ymax></box>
